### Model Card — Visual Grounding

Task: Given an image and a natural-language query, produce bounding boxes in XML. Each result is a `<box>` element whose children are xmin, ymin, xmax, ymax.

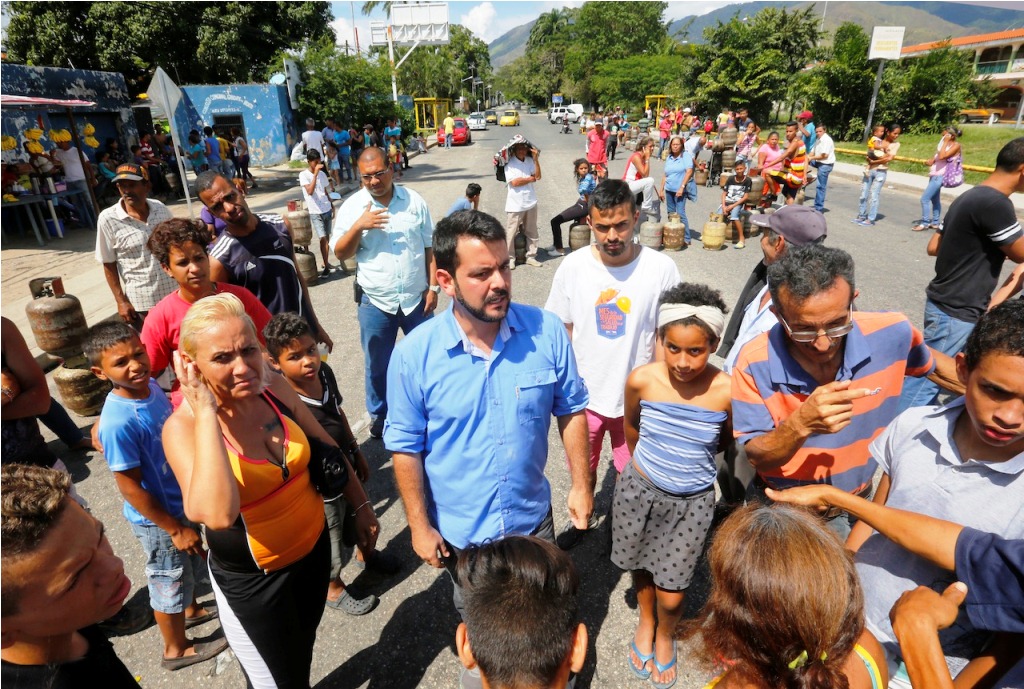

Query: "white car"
<box><xmin>467</xmin><ymin>112</ymin><xmax>487</xmax><ymax>130</ymax></box>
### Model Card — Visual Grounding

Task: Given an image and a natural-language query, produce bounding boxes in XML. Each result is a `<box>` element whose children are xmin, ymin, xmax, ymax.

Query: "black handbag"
<box><xmin>306</xmin><ymin>436</ymin><xmax>349</xmax><ymax>501</ymax></box>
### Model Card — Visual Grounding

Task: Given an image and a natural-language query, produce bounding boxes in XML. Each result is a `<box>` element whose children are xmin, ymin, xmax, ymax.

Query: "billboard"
<box><xmin>869</xmin><ymin>26</ymin><xmax>906</xmax><ymax>61</ymax></box>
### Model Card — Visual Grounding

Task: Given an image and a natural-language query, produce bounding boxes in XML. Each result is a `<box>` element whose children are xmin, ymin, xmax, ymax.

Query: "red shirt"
<box><xmin>141</xmin><ymin>282</ymin><xmax>272</xmax><ymax>407</ymax></box>
<box><xmin>586</xmin><ymin>129</ymin><xmax>609</xmax><ymax>165</ymax></box>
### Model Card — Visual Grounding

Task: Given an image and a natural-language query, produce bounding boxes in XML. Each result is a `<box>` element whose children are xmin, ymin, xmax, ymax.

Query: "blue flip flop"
<box><xmin>628</xmin><ymin>641</ymin><xmax>654</xmax><ymax>680</ymax></box>
<box><xmin>652</xmin><ymin>645</ymin><xmax>678</xmax><ymax>689</ymax></box>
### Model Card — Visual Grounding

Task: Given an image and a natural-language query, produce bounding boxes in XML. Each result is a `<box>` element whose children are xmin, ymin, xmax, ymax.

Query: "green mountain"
<box><xmin>487</xmin><ymin>1</ymin><xmax>1024</xmax><ymax>66</ymax></box>
<box><xmin>668</xmin><ymin>1</ymin><xmax>1024</xmax><ymax>46</ymax></box>
<box><xmin>489</xmin><ymin>19</ymin><xmax>535</xmax><ymax>68</ymax></box>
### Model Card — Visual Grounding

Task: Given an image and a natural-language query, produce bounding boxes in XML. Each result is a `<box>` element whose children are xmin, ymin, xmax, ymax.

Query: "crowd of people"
<box><xmin>1</xmin><ymin>107</ymin><xmax>1022</xmax><ymax>689</ymax></box>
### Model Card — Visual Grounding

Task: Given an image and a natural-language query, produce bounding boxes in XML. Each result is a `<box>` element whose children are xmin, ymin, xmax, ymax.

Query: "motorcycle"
<box><xmin>561</xmin><ymin>119</ymin><xmax>572</xmax><ymax>135</ymax></box>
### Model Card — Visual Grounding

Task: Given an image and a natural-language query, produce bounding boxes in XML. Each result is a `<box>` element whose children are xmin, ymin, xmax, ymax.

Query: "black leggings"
<box><xmin>237</xmin><ymin>154</ymin><xmax>254</xmax><ymax>182</ymax></box>
<box><xmin>549</xmin><ymin>198</ymin><xmax>588</xmax><ymax>251</ymax></box>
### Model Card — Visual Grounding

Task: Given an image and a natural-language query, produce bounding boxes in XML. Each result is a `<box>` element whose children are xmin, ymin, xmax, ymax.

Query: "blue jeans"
<box><xmin>897</xmin><ymin>299</ymin><xmax>974</xmax><ymax>413</ymax></box>
<box><xmin>813</xmin><ymin>163</ymin><xmax>833</xmax><ymax>212</ymax></box>
<box><xmin>919</xmin><ymin>174</ymin><xmax>943</xmax><ymax>225</ymax></box>
<box><xmin>665</xmin><ymin>190</ymin><xmax>690</xmax><ymax>242</ymax></box>
<box><xmin>66</xmin><ymin>179</ymin><xmax>97</xmax><ymax>229</ymax></box>
<box><xmin>339</xmin><ymin>154</ymin><xmax>353</xmax><ymax>181</ymax></box>
<box><xmin>657</xmin><ymin>137</ymin><xmax>669</xmax><ymax>159</ymax></box>
<box><xmin>130</xmin><ymin>521</ymin><xmax>205</xmax><ymax>614</ymax></box>
<box><xmin>358</xmin><ymin>295</ymin><xmax>431</xmax><ymax>418</ymax></box>
<box><xmin>857</xmin><ymin>169</ymin><xmax>887</xmax><ymax>221</ymax></box>
<box><xmin>444</xmin><ymin>133</ymin><xmax>452</xmax><ymax>149</ymax></box>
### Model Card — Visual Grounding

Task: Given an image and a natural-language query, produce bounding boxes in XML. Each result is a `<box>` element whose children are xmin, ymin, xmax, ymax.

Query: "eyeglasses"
<box><xmin>360</xmin><ymin>170</ymin><xmax>390</xmax><ymax>182</ymax></box>
<box><xmin>778</xmin><ymin>307</ymin><xmax>855</xmax><ymax>344</ymax></box>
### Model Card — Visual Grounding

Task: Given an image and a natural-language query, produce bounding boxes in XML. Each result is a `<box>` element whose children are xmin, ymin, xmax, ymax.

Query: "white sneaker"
<box><xmin>509</xmin><ymin>259</ymin><xmax>516</xmax><ymax>271</ymax></box>
<box><xmin>525</xmin><ymin>257</ymin><xmax>543</xmax><ymax>267</ymax></box>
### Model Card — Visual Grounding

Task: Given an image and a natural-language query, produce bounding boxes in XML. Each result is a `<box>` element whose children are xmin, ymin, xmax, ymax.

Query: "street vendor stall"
<box><xmin>1</xmin><ymin>95</ymin><xmax>100</xmax><ymax>246</ymax></box>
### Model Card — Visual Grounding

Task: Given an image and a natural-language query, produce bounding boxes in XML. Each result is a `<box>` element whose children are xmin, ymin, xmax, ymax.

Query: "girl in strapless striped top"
<box><xmin>613</xmin><ymin>283</ymin><xmax>732</xmax><ymax>689</ymax></box>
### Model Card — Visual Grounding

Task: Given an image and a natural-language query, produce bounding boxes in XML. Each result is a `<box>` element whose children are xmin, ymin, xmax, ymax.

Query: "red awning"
<box><xmin>0</xmin><ymin>95</ymin><xmax>97</xmax><ymax>108</ymax></box>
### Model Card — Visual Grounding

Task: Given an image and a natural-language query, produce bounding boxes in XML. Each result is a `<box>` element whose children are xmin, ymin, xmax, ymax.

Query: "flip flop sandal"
<box><xmin>912</xmin><ymin>224</ymin><xmax>930</xmax><ymax>232</ymax></box>
<box><xmin>326</xmin><ymin>590</ymin><xmax>378</xmax><ymax>616</ymax></box>
<box><xmin>652</xmin><ymin>646</ymin><xmax>678</xmax><ymax>689</ymax></box>
<box><xmin>161</xmin><ymin>637</ymin><xmax>230</xmax><ymax>671</ymax></box>
<box><xmin>627</xmin><ymin>640</ymin><xmax>655</xmax><ymax>680</ymax></box>
<box><xmin>184</xmin><ymin>604</ymin><xmax>219</xmax><ymax>629</ymax></box>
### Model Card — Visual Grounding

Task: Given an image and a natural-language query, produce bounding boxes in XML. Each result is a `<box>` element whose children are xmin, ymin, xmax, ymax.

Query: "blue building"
<box><xmin>182</xmin><ymin>83</ymin><xmax>296</xmax><ymax>167</ymax></box>
<box><xmin>0</xmin><ymin>64</ymin><xmax>137</xmax><ymax>159</ymax></box>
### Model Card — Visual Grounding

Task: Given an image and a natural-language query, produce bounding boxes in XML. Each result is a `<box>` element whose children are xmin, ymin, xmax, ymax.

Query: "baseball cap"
<box><xmin>113</xmin><ymin>163</ymin><xmax>148</xmax><ymax>183</ymax></box>
<box><xmin>683</xmin><ymin>107</ymin><xmax>691</xmax><ymax>113</ymax></box>
<box><xmin>798</xmin><ymin>110</ymin><xmax>813</xmax><ymax>120</ymax></box>
<box><xmin>751</xmin><ymin>206</ymin><xmax>826</xmax><ymax>246</ymax></box>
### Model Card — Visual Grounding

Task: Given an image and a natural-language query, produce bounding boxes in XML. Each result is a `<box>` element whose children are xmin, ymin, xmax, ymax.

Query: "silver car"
<box><xmin>467</xmin><ymin>112</ymin><xmax>487</xmax><ymax>130</ymax></box>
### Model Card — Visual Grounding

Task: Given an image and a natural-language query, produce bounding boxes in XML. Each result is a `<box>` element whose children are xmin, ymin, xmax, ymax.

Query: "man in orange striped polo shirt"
<box><xmin>732</xmin><ymin>244</ymin><xmax>960</xmax><ymax>536</ymax></box>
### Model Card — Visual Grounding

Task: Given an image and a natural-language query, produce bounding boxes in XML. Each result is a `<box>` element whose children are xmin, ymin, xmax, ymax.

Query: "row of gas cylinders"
<box><xmin>285</xmin><ymin>202</ymin><xmax>357</xmax><ymax>283</ymax></box>
<box><xmin>24</xmin><ymin>278</ymin><xmax>111</xmax><ymax>416</ymax></box>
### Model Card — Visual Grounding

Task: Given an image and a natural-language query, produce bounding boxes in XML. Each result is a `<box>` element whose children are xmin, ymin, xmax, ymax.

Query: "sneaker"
<box><xmin>524</xmin><ymin>257</ymin><xmax>543</xmax><ymax>267</ymax></box>
<box><xmin>369</xmin><ymin>416</ymin><xmax>385</xmax><ymax>439</ymax></box>
<box><xmin>851</xmin><ymin>216</ymin><xmax>866</xmax><ymax>224</ymax></box>
<box><xmin>856</xmin><ymin>219</ymin><xmax>876</xmax><ymax>227</ymax></box>
<box><xmin>734</xmin><ymin>242</ymin><xmax>745</xmax><ymax>249</ymax></box>
<box><xmin>509</xmin><ymin>260</ymin><xmax>516</xmax><ymax>271</ymax></box>
<box><xmin>555</xmin><ymin>515</ymin><xmax>601</xmax><ymax>550</ymax></box>
<box><xmin>320</xmin><ymin>267</ymin><xmax>331</xmax><ymax>278</ymax></box>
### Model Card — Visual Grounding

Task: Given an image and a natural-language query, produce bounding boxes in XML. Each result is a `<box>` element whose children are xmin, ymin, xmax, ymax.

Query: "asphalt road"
<box><xmin>47</xmin><ymin>113</ymin><xmax>1005</xmax><ymax>688</ymax></box>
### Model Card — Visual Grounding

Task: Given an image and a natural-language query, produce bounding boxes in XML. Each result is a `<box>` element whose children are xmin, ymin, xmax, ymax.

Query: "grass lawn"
<box><xmin>836</xmin><ymin>124</ymin><xmax>1020</xmax><ymax>187</ymax></box>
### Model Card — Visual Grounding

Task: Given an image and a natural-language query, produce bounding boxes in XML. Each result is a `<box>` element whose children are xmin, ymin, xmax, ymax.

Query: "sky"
<box><xmin>327</xmin><ymin>0</ymin><xmax>749</xmax><ymax>52</ymax></box>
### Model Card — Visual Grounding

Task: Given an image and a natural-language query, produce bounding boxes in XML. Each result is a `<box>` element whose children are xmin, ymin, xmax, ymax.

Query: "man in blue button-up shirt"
<box><xmin>384</xmin><ymin>210</ymin><xmax>593</xmax><ymax>582</ymax></box>
<box><xmin>331</xmin><ymin>147</ymin><xmax>438</xmax><ymax>438</ymax></box>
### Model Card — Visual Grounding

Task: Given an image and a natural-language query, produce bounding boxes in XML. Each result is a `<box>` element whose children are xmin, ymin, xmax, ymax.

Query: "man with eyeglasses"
<box><xmin>199</xmin><ymin>171</ymin><xmax>333</xmax><ymax>351</ymax></box>
<box><xmin>731</xmin><ymin>244</ymin><xmax>961</xmax><ymax>537</ymax></box>
<box><xmin>331</xmin><ymin>147</ymin><xmax>437</xmax><ymax>439</ymax></box>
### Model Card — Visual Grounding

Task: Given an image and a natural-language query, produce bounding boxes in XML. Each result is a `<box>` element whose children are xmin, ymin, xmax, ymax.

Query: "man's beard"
<box><xmin>454</xmin><ymin>282</ymin><xmax>509</xmax><ymax>323</ymax></box>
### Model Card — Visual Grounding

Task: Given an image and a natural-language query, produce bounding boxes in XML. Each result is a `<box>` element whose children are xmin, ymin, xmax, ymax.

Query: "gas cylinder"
<box><xmin>663</xmin><ymin>218</ymin><xmax>686</xmax><ymax>250</ymax></box>
<box><xmin>52</xmin><ymin>355</ymin><xmax>111</xmax><ymax>416</ymax></box>
<box><xmin>342</xmin><ymin>256</ymin><xmax>358</xmax><ymax>273</ymax></box>
<box><xmin>702</xmin><ymin>213</ymin><xmax>727</xmax><ymax>250</ymax></box>
<box><xmin>24</xmin><ymin>277</ymin><xmax>89</xmax><ymax>358</ymax></box>
<box><xmin>287</xmin><ymin>205</ymin><xmax>313</xmax><ymax>247</ymax></box>
<box><xmin>638</xmin><ymin>221</ymin><xmax>663</xmax><ymax>250</ymax></box>
<box><xmin>719</xmin><ymin>126</ymin><xmax>739</xmax><ymax>148</ymax></box>
<box><xmin>295</xmin><ymin>248</ymin><xmax>318</xmax><ymax>284</ymax></box>
<box><xmin>514</xmin><ymin>232</ymin><xmax>527</xmax><ymax>264</ymax></box>
<box><xmin>747</xmin><ymin>176</ymin><xmax>765</xmax><ymax>205</ymax></box>
<box><xmin>568</xmin><ymin>224</ymin><xmax>591</xmax><ymax>251</ymax></box>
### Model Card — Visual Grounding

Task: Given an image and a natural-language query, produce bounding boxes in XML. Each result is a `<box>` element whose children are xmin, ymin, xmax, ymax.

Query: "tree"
<box><xmin>4</xmin><ymin>1</ymin><xmax>334</xmax><ymax>97</ymax></box>
<box><xmin>383</xmin><ymin>24</ymin><xmax>492</xmax><ymax>102</ymax></box>
<box><xmin>297</xmin><ymin>39</ymin><xmax>406</xmax><ymax>129</ymax></box>
<box><xmin>564</xmin><ymin>2</ymin><xmax>669</xmax><ymax>103</ymax></box>
<box><xmin>591</xmin><ymin>55</ymin><xmax>691</xmax><ymax>110</ymax></box>
<box><xmin>693</xmin><ymin>6</ymin><xmax>821</xmax><ymax>124</ymax></box>
<box><xmin>795</xmin><ymin>22</ymin><xmax>876</xmax><ymax>140</ymax></box>
<box><xmin>877</xmin><ymin>44</ymin><xmax>989</xmax><ymax>133</ymax></box>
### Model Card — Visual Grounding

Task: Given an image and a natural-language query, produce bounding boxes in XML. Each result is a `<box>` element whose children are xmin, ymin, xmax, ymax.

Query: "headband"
<box><xmin>658</xmin><ymin>304</ymin><xmax>726</xmax><ymax>339</ymax></box>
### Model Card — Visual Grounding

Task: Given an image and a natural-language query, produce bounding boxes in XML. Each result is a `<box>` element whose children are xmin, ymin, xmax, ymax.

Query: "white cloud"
<box><xmin>665</xmin><ymin>1</ymin><xmax>745</xmax><ymax>22</ymax></box>
<box><xmin>329</xmin><ymin>15</ymin><xmax>375</xmax><ymax>55</ymax></box>
<box><xmin>461</xmin><ymin>2</ymin><xmax>500</xmax><ymax>42</ymax></box>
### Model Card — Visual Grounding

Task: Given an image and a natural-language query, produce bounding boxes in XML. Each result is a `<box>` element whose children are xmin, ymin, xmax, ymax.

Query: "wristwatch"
<box><xmin>429</xmin><ymin>285</ymin><xmax>440</xmax><ymax>294</ymax></box>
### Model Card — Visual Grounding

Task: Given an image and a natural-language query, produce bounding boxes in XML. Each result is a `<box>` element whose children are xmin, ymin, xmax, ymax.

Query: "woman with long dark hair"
<box><xmin>548</xmin><ymin>158</ymin><xmax>597</xmax><ymax>256</ymax></box>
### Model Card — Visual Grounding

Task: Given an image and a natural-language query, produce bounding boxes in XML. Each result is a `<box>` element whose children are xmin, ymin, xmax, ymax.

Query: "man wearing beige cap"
<box><xmin>95</xmin><ymin>163</ymin><xmax>176</xmax><ymax>327</ymax></box>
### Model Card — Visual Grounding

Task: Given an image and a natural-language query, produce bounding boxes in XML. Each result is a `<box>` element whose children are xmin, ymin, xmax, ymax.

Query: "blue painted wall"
<box><xmin>0</xmin><ymin>64</ymin><xmax>137</xmax><ymax>162</ymax></box>
<box><xmin>182</xmin><ymin>83</ymin><xmax>295</xmax><ymax>167</ymax></box>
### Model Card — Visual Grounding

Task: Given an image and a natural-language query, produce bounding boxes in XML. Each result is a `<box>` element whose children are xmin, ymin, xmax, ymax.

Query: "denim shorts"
<box><xmin>309</xmin><ymin>210</ymin><xmax>333</xmax><ymax>239</ymax></box>
<box><xmin>130</xmin><ymin>521</ymin><xmax>206</xmax><ymax>614</ymax></box>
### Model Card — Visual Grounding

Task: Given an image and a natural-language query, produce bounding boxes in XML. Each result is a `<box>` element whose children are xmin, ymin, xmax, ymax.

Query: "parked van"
<box><xmin>549</xmin><ymin>104</ymin><xmax>584</xmax><ymax>124</ymax></box>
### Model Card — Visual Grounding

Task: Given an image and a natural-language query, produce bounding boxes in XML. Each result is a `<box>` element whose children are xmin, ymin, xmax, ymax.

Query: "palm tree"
<box><xmin>526</xmin><ymin>8</ymin><xmax>570</xmax><ymax>53</ymax></box>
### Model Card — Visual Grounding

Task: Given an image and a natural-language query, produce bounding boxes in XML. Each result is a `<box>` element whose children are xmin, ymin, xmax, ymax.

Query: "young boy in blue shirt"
<box><xmin>86</xmin><ymin>322</ymin><xmax>227</xmax><ymax>671</ymax></box>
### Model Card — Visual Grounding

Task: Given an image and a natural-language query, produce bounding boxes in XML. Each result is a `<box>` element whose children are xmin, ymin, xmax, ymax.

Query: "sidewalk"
<box><xmin>1</xmin><ymin>164</ymin><xmax>360</xmax><ymax>364</ymax></box>
<box><xmin>829</xmin><ymin>161</ymin><xmax>1024</xmax><ymax>215</ymax></box>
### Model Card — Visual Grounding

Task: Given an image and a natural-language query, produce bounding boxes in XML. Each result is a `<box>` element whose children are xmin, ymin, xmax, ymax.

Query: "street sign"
<box><xmin>552</xmin><ymin>93</ymin><xmax>564</xmax><ymax>105</ymax></box>
<box><xmin>868</xmin><ymin>26</ymin><xmax>905</xmax><ymax>61</ymax></box>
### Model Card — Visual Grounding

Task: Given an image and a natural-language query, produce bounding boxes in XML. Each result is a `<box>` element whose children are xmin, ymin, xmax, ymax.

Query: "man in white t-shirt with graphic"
<box><xmin>545</xmin><ymin>179</ymin><xmax>680</xmax><ymax>548</ymax></box>
<box><xmin>299</xmin><ymin>149</ymin><xmax>336</xmax><ymax>278</ymax></box>
<box><xmin>504</xmin><ymin>139</ymin><xmax>543</xmax><ymax>270</ymax></box>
